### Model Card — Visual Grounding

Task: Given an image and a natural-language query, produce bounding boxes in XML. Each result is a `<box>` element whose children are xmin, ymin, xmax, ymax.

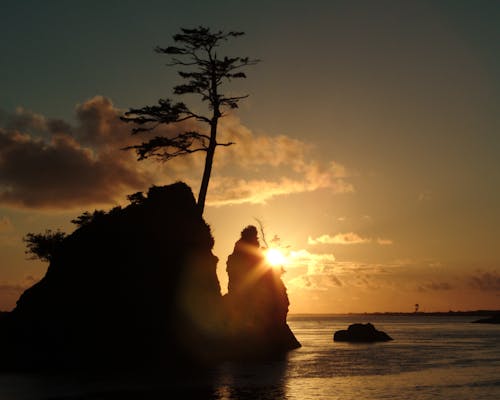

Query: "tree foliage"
<box><xmin>24</xmin><ymin>229</ymin><xmax>67</xmax><ymax>263</ymax></box>
<box><xmin>70</xmin><ymin>210</ymin><xmax>106</xmax><ymax>227</ymax></box>
<box><xmin>121</xmin><ymin>26</ymin><xmax>259</xmax><ymax>214</ymax></box>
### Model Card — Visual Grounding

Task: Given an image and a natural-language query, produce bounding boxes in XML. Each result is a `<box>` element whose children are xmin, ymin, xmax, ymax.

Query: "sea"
<box><xmin>1</xmin><ymin>314</ymin><xmax>499</xmax><ymax>399</ymax></box>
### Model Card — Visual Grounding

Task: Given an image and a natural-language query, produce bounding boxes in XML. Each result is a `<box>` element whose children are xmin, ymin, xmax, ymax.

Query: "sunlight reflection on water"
<box><xmin>1</xmin><ymin>315</ymin><xmax>499</xmax><ymax>399</ymax></box>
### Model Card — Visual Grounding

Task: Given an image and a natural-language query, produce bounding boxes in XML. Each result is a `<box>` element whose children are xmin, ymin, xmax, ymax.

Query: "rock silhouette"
<box><xmin>223</xmin><ymin>226</ymin><xmax>301</xmax><ymax>359</ymax></box>
<box><xmin>0</xmin><ymin>182</ymin><xmax>299</xmax><ymax>371</ymax></box>
<box><xmin>333</xmin><ymin>323</ymin><xmax>393</xmax><ymax>342</ymax></box>
<box><xmin>472</xmin><ymin>315</ymin><xmax>500</xmax><ymax>324</ymax></box>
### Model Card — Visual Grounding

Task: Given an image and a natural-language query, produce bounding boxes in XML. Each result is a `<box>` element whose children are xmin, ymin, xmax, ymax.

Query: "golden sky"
<box><xmin>1</xmin><ymin>1</ymin><xmax>499</xmax><ymax>312</ymax></box>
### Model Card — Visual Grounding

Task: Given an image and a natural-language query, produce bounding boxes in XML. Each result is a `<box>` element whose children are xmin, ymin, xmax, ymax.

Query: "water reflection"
<box><xmin>0</xmin><ymin>359</ymin><xmax>290</xmax><ymax>400</ymax></box>
<box><xmin>214</xmin><ymin>360</ymin><xmax>288</xmax><ymax>400</ymax></box>
<box><xmin>4</xmin><ymin>316</ymin><xmax>498</xmax><ymax>399</ymax></box>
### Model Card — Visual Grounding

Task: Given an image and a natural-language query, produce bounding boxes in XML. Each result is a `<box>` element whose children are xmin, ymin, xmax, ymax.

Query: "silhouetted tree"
<box><xmin>121</xmin><ymin>26</ymin><xmax>259</xmax><ymax>214</ymax></box>
<box><xmin>127</xmin><ymin>191</ymin><xmax>146</xmax><ymax>205</ymax></box>
<box><xmin>70</xmin><ymin>210</ymin><xmax>106</xmax><ymax>227</ymax></box>
<box><xmin>23</xmin><ymin>229</ymin><xmax>66</xmax><ymax>263</ymax></box>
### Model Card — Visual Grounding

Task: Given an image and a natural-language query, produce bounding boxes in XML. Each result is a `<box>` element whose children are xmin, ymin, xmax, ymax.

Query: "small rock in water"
<box><xmin>471</xmin><ymin>315</ymin><xmax>500</xmax><ymax>324</ymax></box>
<box><xmin>333</xmin><ymin>323</ymin><xmax>393</xmax><ymax>342</ymax></box>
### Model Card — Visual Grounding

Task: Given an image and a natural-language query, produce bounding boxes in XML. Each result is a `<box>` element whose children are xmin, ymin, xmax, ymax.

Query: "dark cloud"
<box><xmin>0</xmin><ymin>97</ymin><xmax>153</xmax><ymax>209</ymax></box>
<box><xmin>417</xmin><ymin>281</ymin><xmax>453</xmax><ymax>292</ymax></box>
<box><xmin>0</xmin><ymin>107</ymin><xmax>47</xmax><ymax>133</ymax></box>
<box><xmin>75</xmin><ymin>96</ymin><xmax>130</xmax><ymax>148</ymax></box>
<box><xmin>469</xmin><ymin>271</ymin><xmax>500</xmax><ymax>292</ymax></box>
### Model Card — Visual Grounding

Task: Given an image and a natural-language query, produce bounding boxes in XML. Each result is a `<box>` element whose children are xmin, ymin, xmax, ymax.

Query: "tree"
<box><xmin>24</xmin><ymin>229</ymin><xmax>66</xmax><ymax>263</ymax></box>
<box><xmin>121</xmin><ymin>26</ymin><xmax>259</xmax><ymax>214</ymax></box>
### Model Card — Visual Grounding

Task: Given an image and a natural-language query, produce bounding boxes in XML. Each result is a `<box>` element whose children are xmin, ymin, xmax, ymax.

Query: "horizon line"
<box><xmin>289</xmin><ymin>309</ymin><xmax>500</xmax><ymax>316</ymax></box>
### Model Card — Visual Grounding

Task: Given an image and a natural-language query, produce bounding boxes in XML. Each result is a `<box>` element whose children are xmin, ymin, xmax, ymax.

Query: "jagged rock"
<box><xmin>222</xmin><ymin>226</ymin><xmax>301</xmax><ymax>359</ymax></box>
<box><xmin>0</xmin><ymin>182</ymin><xmax>300</xmax><ymax>371</ymax></box>
<box><xmin>333</xmin><ymin>323</ymin><xmax>393</xmax><ymax>342</ymax></box>
<box><xmin>0</xmin><ymin>183</ymin><xmax>223</xmax><ymax>370</ymax></box>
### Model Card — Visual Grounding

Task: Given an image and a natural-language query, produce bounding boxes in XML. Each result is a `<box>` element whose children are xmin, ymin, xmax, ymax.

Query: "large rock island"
<box><xmin>0</xmin><ymin>182</ymin><xmax>300</xmax><ymax>371</ymax></box>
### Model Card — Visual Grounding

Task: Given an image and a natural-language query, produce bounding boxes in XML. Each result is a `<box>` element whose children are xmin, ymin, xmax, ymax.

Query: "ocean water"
<box><xmin>1</xmin><ymin>314</ymin><xmax>499</xmax><ymax>399</ymax></box>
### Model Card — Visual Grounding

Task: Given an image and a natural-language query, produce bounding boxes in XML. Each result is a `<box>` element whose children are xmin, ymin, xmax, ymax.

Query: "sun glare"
<box><xmin>266</xmin><ymin>248</ymin><xmax>287</xmax><ymax>267</ymax></box>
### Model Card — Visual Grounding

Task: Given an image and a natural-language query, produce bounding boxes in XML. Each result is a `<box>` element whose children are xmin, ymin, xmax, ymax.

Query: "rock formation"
<box><xmin>0</xmin><ymin>182</ymin><xmax>299</xmax><ymax>371</ymax></box>
<box><xmin>472</xmin><ymin>315</ymin><xmax>500</xmax><ymax>324</ymax></box>
<box><xmin>333</xmin><ymin>323</ymin><xmax>393</xmax><ymax>342</ymax></box>
<box><xmin>222</xmin><ymin>226</ymin><xmax>301</xmax><ymax>359</ymax></box>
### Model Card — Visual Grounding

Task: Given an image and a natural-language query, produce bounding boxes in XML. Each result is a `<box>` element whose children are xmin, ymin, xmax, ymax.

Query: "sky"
<box><xmin>1</xmin><ymin>0</ymin><xmax>499</xmax><ymax>313</ymax></box>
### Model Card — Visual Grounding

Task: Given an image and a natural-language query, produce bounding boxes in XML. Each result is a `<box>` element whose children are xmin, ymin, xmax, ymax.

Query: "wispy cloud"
<box><xmin>308</xmin><ymin>232</ymin><xmax>371</xmax><ymax>245</ymax></box>
<box><xmin>207</xmin><ymin>115</ymin><xmax>354</xmax><ymax>206</ymax></box>
<box><xmin>417</xmin><ymin>281</ymin><xmax>453</xmax><ymax>292</ymax></box>
<box><xmin>284</xmin><ymin>249</ymin><xmax>421</xmax><ymax>292</ymax></box>
<box><xmin>0</xmin><ymin>107</ymin><xmax>48</xmax><ymax>133</ymax></box>
<box><xmin>287</xmin><ymin>274</ymin><xmax>343</xmax><ymax>291</ymax></box>
<box><xmin>207</xmin><ymin>170</ymin><xmax>352</xmax><ymax>206</ymax></box>
<box><xmin>468</xmin><ymin>270</ymin><xmax>500</xmax><ymax>292</ymax></box>
<box><xmin>308</xmin><ymin>233</ymin><xmax>393</xmax><ymax>246</ymax></box>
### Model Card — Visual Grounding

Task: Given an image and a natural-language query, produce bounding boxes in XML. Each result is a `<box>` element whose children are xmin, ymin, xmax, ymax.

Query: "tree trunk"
<box><xmin>197</xmin><ymin>118</ymin><xmax>218</xmax><ymax>215</ymax></box>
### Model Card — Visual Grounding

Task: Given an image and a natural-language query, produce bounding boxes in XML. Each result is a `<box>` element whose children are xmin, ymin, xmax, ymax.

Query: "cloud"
<box><xmin>0</xmin><ymin>98</ymin><xmax>353</xmax><ymax>209</ymax></box>
<box><xmin>285</xmin><ymin>250</ymin><xmax>342</xmax><ymax>291</ymax></box>
<box><xmin>468</xmin><ymin>270</ymin><xmax>500</xmax><ymax>292</ymax></box>
<box><xmin>0</xmin><ymin>128</ymin><xmax>150</xmax><ymax>208</ymax></box>
<box><xmin>0</xmin><ymin>107</ymin><xmax>48</xmax><ymax>133</ymax></box>
<box><xmin>307</xmin><ymin>233</ymin><xmax>394</xmax><ymax>246</ymax></box>
<box><xmin>0</xmin><ymin>97</ymin><xmax>158</xmax><ymax>208</ymax></box>
<box><xmin>287</xmin><ymin>274</ymin><xmax>343</xmax><ymax>291</ymax></box>
<box><xmin>284</xmin><ymin>248</ymin><xmax>420</xmax><ymax>293</ymax></box>
<box><xmin>285</xmin><ymin>258</ymin><xmax>387</xmax><ymax>292</ymax></box>
<box><xmin>288</xmin><ymin>249</ymin><xmax>336</xmax><ymax>268</ymax></box>
<box><xmin>207</xmin><ymin>172</ymin><xmax>352</xmax><ymax>206</ymax></box>
<box><xmin>206</xmin><ymin>115</ymin><xmax>354</xmax><ymax>205</ymax></box>
<box><xmin>417</xmin><ymin>281</ymin><xmax>453</xmax><ymax>292</ymax></box>
<box><xmin>216</xmin><ymin>117</ymin><xmax>309</xmax><ymax>170</ymax></box>
<box><xmin>308</xmin><ymin>232</ymin><xmax>371</xmax><ymax>245</ymax></box>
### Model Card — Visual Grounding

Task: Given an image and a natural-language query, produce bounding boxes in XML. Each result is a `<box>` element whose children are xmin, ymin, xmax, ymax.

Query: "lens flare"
<box><xmin>266</xmin><ymin>248</ymin><xmax>286</xmax><ymax>267</ymax></box>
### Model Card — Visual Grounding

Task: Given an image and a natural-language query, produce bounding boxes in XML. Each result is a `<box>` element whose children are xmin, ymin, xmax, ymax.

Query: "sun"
<box><xmin>265</xmin><ymin>248</ymin><xmax>287</xmax><ymax>267</ymax></box>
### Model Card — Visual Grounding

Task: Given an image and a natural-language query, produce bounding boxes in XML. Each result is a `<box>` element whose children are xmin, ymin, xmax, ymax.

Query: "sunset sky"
<box><xmin>1</xmin><ymin>0</ymin><xmax>499</xmax><ymax>313</ymax></box>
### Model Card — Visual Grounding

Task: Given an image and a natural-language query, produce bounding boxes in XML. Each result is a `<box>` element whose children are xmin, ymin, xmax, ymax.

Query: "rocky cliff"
<box><xmin>0</xmin><ymin>182</ymin><xmax>299</xmax><ymax>371</ymax></box>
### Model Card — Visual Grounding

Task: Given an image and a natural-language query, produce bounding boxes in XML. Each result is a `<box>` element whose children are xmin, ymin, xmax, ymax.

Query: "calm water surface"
<box><xmin>1</xmin><ymin>315</ymin><xmax>499</xmax><ymax>399</ymax></box>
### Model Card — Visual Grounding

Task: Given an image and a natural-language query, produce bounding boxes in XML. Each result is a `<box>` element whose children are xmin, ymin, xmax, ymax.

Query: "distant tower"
<box><xmin>414</xmin><ymin>303</ymin><xmax>419</xmax><ymax>313</ymax></box>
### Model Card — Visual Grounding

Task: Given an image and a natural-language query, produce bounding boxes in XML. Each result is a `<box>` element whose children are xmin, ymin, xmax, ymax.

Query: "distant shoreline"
<box><xmin>2</xmin><ymin>310</ymin><xmax>499</xmax><ymax>317</ymax></box>
<box><xmin>289</xmin><ymin>310</ymin><xmax>500</xmax><ymax>317</ymax></box>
